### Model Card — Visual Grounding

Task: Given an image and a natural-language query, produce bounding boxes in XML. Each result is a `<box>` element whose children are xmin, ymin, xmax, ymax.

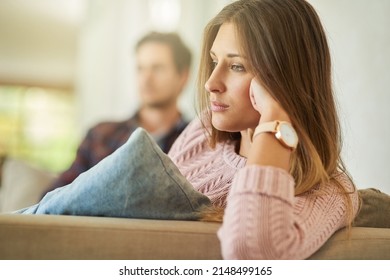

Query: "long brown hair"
<box><xmin>197</xmin><ymin>0</ymin><xmax>355</xmax><ymax>221</ymax></box>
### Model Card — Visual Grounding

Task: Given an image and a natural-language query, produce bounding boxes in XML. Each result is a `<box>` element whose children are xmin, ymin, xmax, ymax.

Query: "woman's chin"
<box><xmin>211</xmin><ymin>122</ymin><xmax>234</xmax><ymax>133</ymax></box>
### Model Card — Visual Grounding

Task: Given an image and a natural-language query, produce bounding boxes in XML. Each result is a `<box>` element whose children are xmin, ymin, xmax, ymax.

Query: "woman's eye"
<box><xmin>231</xmin><ymin>64</ymin><xmax>245</xmax><ymax>72</ymax></box>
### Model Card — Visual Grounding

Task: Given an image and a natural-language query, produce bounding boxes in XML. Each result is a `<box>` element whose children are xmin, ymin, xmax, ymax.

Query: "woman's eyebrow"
<box><xmin>227</xmin><ymin>53</ymin><xmax>241</xmax><ymax>58</ymax></box>
<box><xmin>209</xmin><ymin>50</ymin><xmax>244</xmax><ymax>58</ymax></box>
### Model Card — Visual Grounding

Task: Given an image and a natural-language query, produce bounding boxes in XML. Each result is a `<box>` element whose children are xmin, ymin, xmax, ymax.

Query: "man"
<box><xmin>45</xmin><ymin>31</ymin><xmax>192</xmax><ymax>193</ymax></box>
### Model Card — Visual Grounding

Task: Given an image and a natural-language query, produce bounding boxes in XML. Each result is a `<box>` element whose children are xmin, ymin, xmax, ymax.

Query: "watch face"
<box><xmin>276</xmin><ymin>123</ymin><xmax>298</xmax><ymax>148</ymax></box>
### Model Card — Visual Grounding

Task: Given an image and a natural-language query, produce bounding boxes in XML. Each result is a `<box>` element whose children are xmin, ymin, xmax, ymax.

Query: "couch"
<box><xmin>1</xmin><ymin>157</ymin><xmax>389</xmax><ymax>260</ymax></box>
<box><xmin>1</xmin><ymin>214</ymin><xmax>390</xmax><ymax>260</ymax></box>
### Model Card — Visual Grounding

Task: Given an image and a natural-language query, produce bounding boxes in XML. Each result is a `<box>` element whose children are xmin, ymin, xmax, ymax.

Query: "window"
<box><xmin>0</xmin><ymin>85</ymin><xmax>78</xmax><ymax>172</ymax></box>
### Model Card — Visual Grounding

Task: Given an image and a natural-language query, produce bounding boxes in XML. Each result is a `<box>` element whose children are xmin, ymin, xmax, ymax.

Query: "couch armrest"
<box><xmin>0</xmin><ymin>214</ymin><xmax>222</xmax><ymax>260</ymax></box>
<box><xmin>308</xmin><ymin>227</ymin><xmax>390</xmax><ymax>259</ymax></box>
<box><xmin>1</xmin><ymin>214</ymin><xmax>389</xmax><ymax>260</ymax></box>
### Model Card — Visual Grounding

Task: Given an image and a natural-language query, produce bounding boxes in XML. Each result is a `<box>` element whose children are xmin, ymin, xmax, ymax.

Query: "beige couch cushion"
<box><xmin>0</xmin><ymin>158</ymin><xmax>56</xmax><ymax>213</ymax></box>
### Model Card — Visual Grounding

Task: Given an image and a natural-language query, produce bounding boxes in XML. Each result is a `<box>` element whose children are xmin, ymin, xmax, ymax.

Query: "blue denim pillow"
<box><xmin>15</xmin><ymin>128</ymin><xmax>211</xmax><ymax>220</ymax></box>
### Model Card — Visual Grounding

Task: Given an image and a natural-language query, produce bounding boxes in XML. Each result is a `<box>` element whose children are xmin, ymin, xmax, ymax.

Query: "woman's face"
<box><xmin>205</xmin><ymin>23</ymin><xmax>260</xmax><ymax>133</ymax></box>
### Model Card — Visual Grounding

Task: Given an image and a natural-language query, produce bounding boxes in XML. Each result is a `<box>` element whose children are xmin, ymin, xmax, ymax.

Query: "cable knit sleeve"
<box><xmin>217</xmin><ymin>165</ymin><xmax>359</xmax><ymax>260</ymax></box>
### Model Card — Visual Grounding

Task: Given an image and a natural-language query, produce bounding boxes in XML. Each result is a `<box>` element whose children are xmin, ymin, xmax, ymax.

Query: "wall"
<box><xmin>0</xmin><ymin>0</ymin><xmax>83</xmax><ymax>88</ymax></box>
<box><xmin>309</xmin><ymin>0</ymin><xmax>390</xmax><ymax>192</ymax></box>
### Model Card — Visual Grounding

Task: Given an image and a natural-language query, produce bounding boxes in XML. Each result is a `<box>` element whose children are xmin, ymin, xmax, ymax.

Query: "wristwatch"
<box><xmin>251</xmin><ymin>120</ymin><xmax>298</xmax><ymax>150</ymax></box>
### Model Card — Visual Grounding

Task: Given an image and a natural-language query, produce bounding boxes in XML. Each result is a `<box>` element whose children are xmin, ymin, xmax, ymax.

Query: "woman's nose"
<box><xmin>205</xmin><ymin>67</ymin><xmax>226</xmax><ymax>94</ymax></box>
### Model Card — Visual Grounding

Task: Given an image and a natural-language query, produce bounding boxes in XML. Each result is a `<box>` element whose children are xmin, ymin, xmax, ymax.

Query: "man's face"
<box><xmin>136</xmin><ymin>42</ymin><xmax>186</xmax><ymax>108</ymax></box>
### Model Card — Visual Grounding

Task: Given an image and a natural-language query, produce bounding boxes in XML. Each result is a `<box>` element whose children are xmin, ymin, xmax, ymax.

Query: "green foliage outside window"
<box><xmin>0</xmin><ymin>85</ymin><xmax>78</xmax><ymax>173</ymax></box>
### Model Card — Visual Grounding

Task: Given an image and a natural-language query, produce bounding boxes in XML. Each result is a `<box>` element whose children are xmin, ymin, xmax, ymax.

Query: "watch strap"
<box><xmin>251</xmin><ymin>121</ymin><xmax>279</xmax><ymax>142</ymax></box>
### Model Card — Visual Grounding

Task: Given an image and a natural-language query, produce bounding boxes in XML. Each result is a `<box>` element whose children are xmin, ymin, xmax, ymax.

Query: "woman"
<box><xmin>168</xmin><ymin>0</ymin><xmax>359</xmax><ymax>259</ymax></box>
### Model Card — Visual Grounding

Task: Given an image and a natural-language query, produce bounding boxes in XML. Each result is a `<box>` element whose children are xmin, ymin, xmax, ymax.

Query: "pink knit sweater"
<box><xmin>168</xmin><ymin>118</ymin><xmax>359</xmax><ymax>259</ymax></box>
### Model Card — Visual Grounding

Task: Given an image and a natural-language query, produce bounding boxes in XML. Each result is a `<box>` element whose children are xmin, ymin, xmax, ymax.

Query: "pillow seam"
<box><xmin>145</xmin><ymin>134</ymin><xmax>198</xmax><ymax>212</ymax></box>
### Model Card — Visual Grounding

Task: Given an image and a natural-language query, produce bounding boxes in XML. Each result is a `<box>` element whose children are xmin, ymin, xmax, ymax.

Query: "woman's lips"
<box><xmin>210</xmin><ymin>101</ymin><xmax>229</xmax><ymax>112</ymax></box>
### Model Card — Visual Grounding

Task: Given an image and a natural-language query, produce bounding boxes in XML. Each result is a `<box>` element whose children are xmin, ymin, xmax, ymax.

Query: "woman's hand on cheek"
<box><xmin>249</xmin><ymin>78</ymin><xmax>291</xmax><ymax>123</ymax></box>
<box><xmin>249</xmin><ymin>78</ymin><xmax>273</xmax><ymax>114</ymax></box>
